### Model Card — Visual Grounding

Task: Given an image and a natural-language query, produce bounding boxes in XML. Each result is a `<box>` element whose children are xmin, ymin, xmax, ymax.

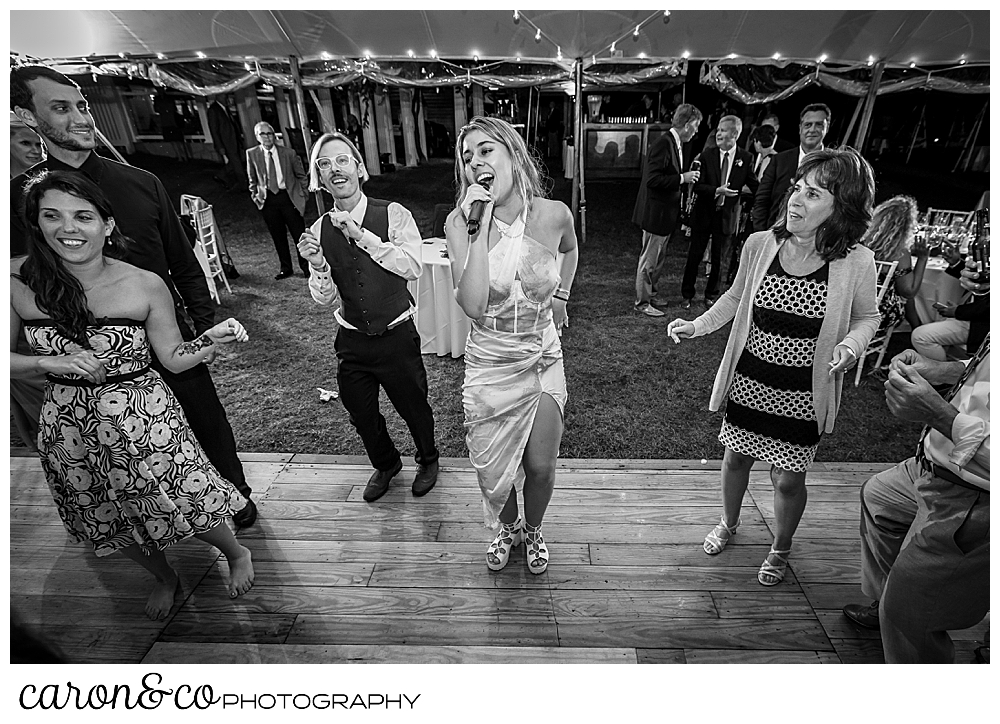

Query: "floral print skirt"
<box><xmin>38</xmin><ymin>371</ymin><xmax>246</xmax><ymax>557</ymax></box>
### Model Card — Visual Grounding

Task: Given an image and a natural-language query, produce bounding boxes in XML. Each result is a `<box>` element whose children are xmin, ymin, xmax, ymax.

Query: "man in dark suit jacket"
<box><xmin>751</xmin><ymin>103</ymin><xmax>831</xmax><ymax>233</ymax></box>
<box><xmin>631</xmin><ymin>103</ymin><xmax>703</xmax><ymax>315</ymax></box>
<box><xmin>681</xmin><ymin>115</ymin><xmax>759</xmax><ymax>306</ymax></box>
<box><xmin>247</xmin><ymin>121</ymin><xmax>310</xmax><ymax>279</ymax></box>
<box><xmin>207</xmin><ymin>96</ymin><xmax>246</xmax><ymax>189</ymax></box>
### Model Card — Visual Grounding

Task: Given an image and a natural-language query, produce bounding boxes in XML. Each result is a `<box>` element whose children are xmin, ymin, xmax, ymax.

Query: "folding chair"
<box><xmin>193</xmin><ymin>205</ymin><xmax>232</xmax><ymax>302</ymax></box>
<box><xmin>855</xmin><ymin>259</ymin><xmax>899</xmax><ymax>386</ymax></box>
<box><xmin>926</xmin><ymin>207</ymin><xmax>974</xmax><ymax>230</ymax></box>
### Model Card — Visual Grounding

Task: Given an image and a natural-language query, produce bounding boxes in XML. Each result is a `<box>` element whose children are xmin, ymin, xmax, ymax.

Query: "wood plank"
<box><xmin>683</xmin><ymin>649</ymin><xmax>841</xmax><ymax>664</ymax></box>
<box><xmin>236</xmin><ymin>519</ymin><xmax>442</xmax><ymax>541</ymax></box>
<box><xmin>799</xmin><ymin>582</ymin><xmax>867</xmax><ymax>610</ymax></box>
<box><xmin>239</xmin><ymin>538</ymin><xmax>592</xmax><ymax>564</ymax></box>
<box><xmin>829</xmin><ymin>637</ymin><xmax>883</xmax><ymax>664</ymax></box>
<box><xmin>143</xmin><ymin>642</ymin><xmax>637</xmax><ymax>664</ymax></box>
<box><xmin>711</xmin><ymin>591</ymin><xmax>815</xmax><ymax>619</ymax></box>
<box><xmin>817</xmin><ymin>609</ymin><xmax>990</xmax><ymax>643</ymax></box>
<box><xmin>755</xmin><ymin>500</ymin><xmax>862</xmax><ymax>523</ymax></box>
<box><xmin>635</xmin><ymin>649</ymin><xmax>687</xmax><ymax>664</ymax></box>
<box><xmin>437</xmin><ymin>522</ymin><xmax>777</xmax><ymax>545</ymax></box>
<box><xmin>11</xmin><ymin>623</ymin><xmax>158</xmax><ymax>665</ymax></box>
<box><xmin>12</xmin><ymin>594</ymin><xmax>177</xmax><ymax>629</ymax></box>
<box><xmin>178</xmin><ymin>585</ymin><xmax>555</xmax><ymax>617</ymax></box>
<box><xmin>591</xmin><ymin>543</ymin><xmax>780</xmax><ymax>567</ymax></box>
<box><xmin>367</xmin><ymin>562</ymin><xmax>800</xmax><ymax>591</ymax></box>
<box><xmin>159</xmin><ymin>613</ymin><xmax>298</xmax><ymax>643</ymax></box>
<box><xmin>286</xmin><ymin>614</ymin><xmax>561</xmax><ymax>647</ymax></box>
<box><xmin>344</xmin><ymin>486</ymin><xmax>730</xmax><ymax>506</ymax></box>
<box><xmin>201</xmin><ymin>561</ymin><xmax>373</xmax><ymax>588</ymax></box>
<box><xmin>548</xmin><ymin>590</ymin><xmax>717</xmax><ymax>618</ymax></box>
<box><xmin>557</xmin><ymin>618</ymin><xmax>833</xmax><ymax>650</ymax></box>
<box><xmin>788</xmin><ymin>558</ymin><xmax>862</xmax><ymax>585</ymax></box>
<box><xmin>261</xmin><ymin>483</ymin><xmax>362</xmax><ymax>501</ymax></box>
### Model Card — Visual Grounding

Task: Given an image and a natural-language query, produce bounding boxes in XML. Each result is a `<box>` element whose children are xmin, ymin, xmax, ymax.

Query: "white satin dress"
<box><xmin>462</xmin><ymin>215</ymin><xmax>567</xmax><ymax>528</ymax></box>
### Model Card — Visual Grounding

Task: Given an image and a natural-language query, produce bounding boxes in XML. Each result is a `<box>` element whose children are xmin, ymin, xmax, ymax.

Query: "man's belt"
<box><xmin>918</xmin><ymin>454</ymin><xmax>988</xmax><ymax>494</ymax></box>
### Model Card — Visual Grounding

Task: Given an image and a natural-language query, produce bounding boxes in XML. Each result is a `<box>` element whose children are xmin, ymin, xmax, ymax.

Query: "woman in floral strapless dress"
<box><xmin>10</xmin><ymin>170</ymin><xmax>254</xmax><ymax>620</ymax></box>
<box><xmin>446</xmin><ymin>118</ymin><xmax>579</xmax><ymax>574</ymax></box>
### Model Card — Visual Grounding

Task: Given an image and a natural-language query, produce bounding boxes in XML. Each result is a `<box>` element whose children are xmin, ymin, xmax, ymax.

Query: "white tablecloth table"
<box><xmin>911</xmin><ymin>257</ymin><xmax>967</xmax><ymax>325</ymax></box>
<box><xmin>408</xmin><ymin>238</ymin><xmax>471</xmax><ymax>358</ymax></box>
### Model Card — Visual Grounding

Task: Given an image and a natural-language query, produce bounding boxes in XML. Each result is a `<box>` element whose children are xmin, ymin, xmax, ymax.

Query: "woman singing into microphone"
<box><xmin>446</xmin><ymin>117</ymin><xmax>578</xmax><ymax>574</ymax></box>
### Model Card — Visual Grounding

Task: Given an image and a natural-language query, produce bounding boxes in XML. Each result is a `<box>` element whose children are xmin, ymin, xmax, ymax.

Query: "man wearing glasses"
<box><xmin>296</xmin><ymin>132</ymin><xmax>440</xmax><ymax>502</ymax></box>
<box><xmin>247</xmin><ymin>121</ymin><xmax>310</xmax><ymax>279</ymax></box>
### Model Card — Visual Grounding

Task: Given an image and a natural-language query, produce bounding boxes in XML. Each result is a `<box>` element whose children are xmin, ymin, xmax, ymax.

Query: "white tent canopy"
<box><xmin>11</xmin><ymin>9</ymin><xmax>989</xmax><ymax>67</ymax></box>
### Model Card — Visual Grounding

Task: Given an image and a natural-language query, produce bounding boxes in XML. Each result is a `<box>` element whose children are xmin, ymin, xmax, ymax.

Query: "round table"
<box><xmin>408</xmin><ymin>238</ymin><xmax>472</xmax><ymax>358</ymax></box>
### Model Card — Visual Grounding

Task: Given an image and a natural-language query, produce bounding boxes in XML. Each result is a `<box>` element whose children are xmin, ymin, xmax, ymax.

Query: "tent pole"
<box><xmin>852</xmin><ymin>59</ymin><xmax>885</xmax><ymax>152</ymax></box>
<box><xmin>526</xmin><ymin>85</ymin><xmax>534</xmax><ymax>149</ymax></box>
<box><xmin>572</xmin><ymin>58</ymin><xmax>586</xmax><ymax>244</ymax></box>
<box><xmin>289</xmin><ymin>55</ymin><xmax>320</xmax><ymax>213</ymax></box>
<box><xmin>841</xmin><ymin>97</ymin><xmax>864</xmax><ymax>147</ymax></box>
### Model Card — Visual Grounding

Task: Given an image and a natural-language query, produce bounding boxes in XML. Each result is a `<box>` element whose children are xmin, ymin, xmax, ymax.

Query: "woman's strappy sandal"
<box><xmin>703</xmin><ymin>516</ymin><xmax>740</xmax><ymax>555</ymax></box>
<box><xmin>757</xmin><ymin>547</ymin><xmax>792</xmax><ymax>586</ymax></box>
<box><xmin>487</xmin><ymin>517</ymin><xmax>523</xmax><ymax>571</ymax></box>
<box><xmin>523</xmin><ymin>521</ymin><xmax>549</xmax><ymax>575</ymax></box>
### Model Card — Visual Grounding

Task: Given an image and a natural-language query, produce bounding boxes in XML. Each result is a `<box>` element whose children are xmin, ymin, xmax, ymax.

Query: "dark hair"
<box><xmin>750</xmin><ymin>124</ymin><xmax>776</xmax><ymax>147</ymax></box>
<box><xmin>799</xmin><ymin>103</ymin><xmax>832</xmax><ymax>123</ymax></box>
<box><xmin>18</xmin><ymin>170</ymin><xmax>130</xmax><ymax>347</ymax></box>
<box><xmin>672</xmin><ymin>103</ymin><xmax>703</xmax><ymax>129</ymax></box>
<box><xmin>861</xmin><ymin>195</ymin><xmax>919</xmax><ymax>262</ymax></box>
<box><xmin>11</xmin><ymin>65</ymin><xmax>81</xmax><ymax>113</ymax></box>
<box><xmin>772</xmin><ymin>147</ymin><xmax>875</xmax><ymax>261</ymax></box>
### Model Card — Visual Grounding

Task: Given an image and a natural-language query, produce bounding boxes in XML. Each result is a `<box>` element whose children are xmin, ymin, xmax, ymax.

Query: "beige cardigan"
<box><xmin>692</xmin><ymin>231</ymin><xmax>880</xmax><ymax>434</ymax></box>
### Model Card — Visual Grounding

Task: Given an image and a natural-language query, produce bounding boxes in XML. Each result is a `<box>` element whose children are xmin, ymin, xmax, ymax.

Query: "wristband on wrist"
<box><xmin>553</xmin><ymin>287</ymin><xmax>570</xmax><ymax>302</ymax></box>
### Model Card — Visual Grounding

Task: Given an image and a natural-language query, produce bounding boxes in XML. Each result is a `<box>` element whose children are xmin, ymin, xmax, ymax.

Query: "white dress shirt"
<box><xmin>265</xmin><ymin>146</ymin><xmax>285</xmax><ymax>189</ymax></box>
<box><xmin>925</xmin><ymin>353</ymin><xmax>990</xmax><ymax>490</ymax></box>
<box><xmin>719</xmin><ymin>148</ymin><xmax>733</xmax><ymax>188</ymax></box>
<box><xmin>307</xmin><ymin>194</ymin><xmax>423</xmax><ymax>330</ymax></box>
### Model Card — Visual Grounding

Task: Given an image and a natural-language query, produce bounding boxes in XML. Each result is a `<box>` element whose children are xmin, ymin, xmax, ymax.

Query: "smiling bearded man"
<box><xmin>296</xmin><ymin>131</ymin><xmax>440</xmax><ymax>503</ymax></box>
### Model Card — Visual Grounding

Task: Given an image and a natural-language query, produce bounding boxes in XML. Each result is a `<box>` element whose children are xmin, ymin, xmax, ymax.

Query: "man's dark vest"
<box><xmin>319</xmin><ymin>198</ymin><xmax>413</xmax><ymax>335</ymax></box>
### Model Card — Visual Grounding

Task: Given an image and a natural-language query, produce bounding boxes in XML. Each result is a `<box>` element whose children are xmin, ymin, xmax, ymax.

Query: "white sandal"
<box><xmin>487</xmin><ymin>517</ymin><xmax>523</xmax><ymax>571</ymax></box>
<box><xmin>703</xmin><ymin>516</ymin><xmax>740</xmax><ymax>555</ymax></box>
<box><xmin>524</xmin><ymin>521</ymin><xmax>549</xmax><ymax>575</ymax></box>
<box><xmin>757</xmin><ymin>547</ymin><xmax>792</xmax><ymax>586</ymax></box>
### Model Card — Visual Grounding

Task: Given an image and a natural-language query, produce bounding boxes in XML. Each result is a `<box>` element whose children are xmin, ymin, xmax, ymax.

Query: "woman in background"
<box><xmin>10</xmin><ymin>171</ymin><xmax>254</xmax><ymax>620</ymax></box>
<box><xmin>10</xmin><ymin>112</ymin><xmax>45</xmax><ymax>178</ymax></box>
<box><xmin>446</xmin><ymin>117</ymin><xmax>578</xmax><ymax>575</ymax></box>
<box><xmin>667</xmin><ymin>148</ymin><xmax>880</xmax><ymax>586</ymax></box>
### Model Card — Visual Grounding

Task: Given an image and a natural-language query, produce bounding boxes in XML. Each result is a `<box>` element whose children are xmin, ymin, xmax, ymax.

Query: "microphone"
<box><xmin>466</xmin><ymin>178</ymin><xmax>492</xmax><ymax>236</ymax></box>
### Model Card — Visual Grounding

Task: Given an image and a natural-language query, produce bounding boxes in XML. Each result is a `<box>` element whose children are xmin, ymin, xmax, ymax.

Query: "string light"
<box><xmin>407</xmin><ymin>49</ymin><xmax>414</xmax><ymax>58</ymax></box>
<box><xmin>682</xmin><ymin>50</ymin><xmax>690</xmax><ymax>59</ymax></box>
<box><xmin>959</xmin><ymin>57</ymin><xmax>967</xmax><ymax>64</ymax></box>
<box><xmin>909</xmin><ymin>61</ymin><xmax>916</xmax><ymax>68</ymax></box>
<box><xmin>321</xmin><ymin>51</ymin><xmax>332</xmax><ymax>60</ymax></box>
<box><xmin>363</xmin><ymin>49</ymin><xmax>372</xmax><ymax>58</ymax></box>
<box><xmin>556</xmin><ymin>47</ymin><xmax>562</xmax><ymax>60</ymax></box>
<box><xmin>817</xmin><ymin>54</ymin><xmax>828</xmax><ymax>63</ymax></box>
<box><xmin>610</xmin><ymin>41</ymin><xmax>617</xmax><ymax>54</ymax></box>
<box><xmin>429</xmin><ymin>49</ymin><xmax>437</xmax><ymax>58</ymax></box>
<box><xmin>663</xmin><ymin>10</ymin><xmax>671</xmax><ymax>23</ymax></box>
<box><xmin>534</xmin><ymin>28</ymin><xmax>541</xmax><ymax>42</ymax></box>
<box><xmin>473</xmin><ymin>53</ymin><xmax>479</xmax><ymax>62</ymax></box>
<box><xmin>244</xmin><ymin>62</ymin><xmax>251</xmax><ymax>71</ymax></box>
<box><xmin>867</xmin><ymin>55</ymin><xmax>875</xmax><ymax>65</ymax></box>
<box><xmin>633</xmin><ymin>25</ymin><xmax>640</xmax><ymax>40</ymax></box>
<box><xmin>772</xmin><ymin>52</ymin><xmax>781</xmax><ymax>60</ymax></box>
<box><xmin>513</xmin><ymin>10</ymin><xmax>519</xmax><ymax>23</ymax></box>
<box><xmin>196</xmin><ymin>51</ymin><xmax>207</xmax><ymax>59</ymax></box>
<box><xmin>156</xmin><ymin>53</ymin><xmax>167</xmax><ymax>60</ymax></box>
<box><xmin>638</xmin><ymin>52</ymin><xmax>646</xmax><ymax>59</ymax></box>
<box><xmin>728</xmin><ymin>52</ymin><xmax>737</xmax><ymax>59</ymax></box>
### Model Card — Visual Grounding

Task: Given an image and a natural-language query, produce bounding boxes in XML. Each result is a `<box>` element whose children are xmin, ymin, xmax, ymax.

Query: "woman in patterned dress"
<box><xmin>10</xmin><ymin>171</ymin><xmax>254</xmax><ymax>620</ymax></box>
<box><xmin>445</xmin><ymin>117</ymin><xmax>579</xmax><ymax>574</ymax></box>
<box><xmin>667</xmin><ymin>148</ymin><xmax>881</xmax><ymax>585</ymax></box>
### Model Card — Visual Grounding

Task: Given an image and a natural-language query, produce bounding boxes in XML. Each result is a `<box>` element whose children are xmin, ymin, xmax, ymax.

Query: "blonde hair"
<box><xmin>454</xmin><ymin>116</ymin><xmax>548</xmax><ymax>213</ymax></box>
<box><xmin>307</xmin><ymin>131</ymin><xmax>369</xmax><ymax>192</ymax></box>
<box><xmin>861</xmin><ymin>195</ymin><xmax>919</xmax><ymax>261</ymax></box>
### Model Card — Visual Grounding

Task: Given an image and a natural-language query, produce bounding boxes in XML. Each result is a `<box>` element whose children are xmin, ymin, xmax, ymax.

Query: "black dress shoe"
<box><xmin>232</xmin><ymin>497</ymin><xmax>258</xmax><ymax>529</ymax></box>
<box><xmin>843</xmin><ymin>600</ymin><xmax>880</xmax><ymax>630</ymax></box>
<box><xmin>704</xmin><ymin>296</ymin><xmax>717</xmax><ymax>308</ymax></box>
<box><xmin>412</xmin><ymin>460</ymin><xmax>439</xmax><ymax>497</ymax></box>
<box><xmin>363</xmin><ymin>459</ymin><xmax>402</xmax><ymax>502</ymax></box>
<box><xmin>274</xmin><ymin>270</ymin><xmax>293</xmax><ymax>280</ymax></box>
<box><xmin>681</xmin><ymin>298</ymin><xmax>692</xmax><ymax>310</ymax></box>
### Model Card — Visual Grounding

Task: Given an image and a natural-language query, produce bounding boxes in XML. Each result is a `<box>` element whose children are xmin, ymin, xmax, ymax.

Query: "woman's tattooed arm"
<box><xmin>177</xmin><ymin>334</ymin><xmax>215</xmax><ymax>357</ymax></box>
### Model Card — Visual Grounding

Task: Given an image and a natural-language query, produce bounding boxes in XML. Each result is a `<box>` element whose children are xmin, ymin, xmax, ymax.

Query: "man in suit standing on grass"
<box><xmin>751</xmin><ymin>103</ymin><xmax>831</xmax><ymax>233</ymax></box>
<box><xmin>247</xmin><ymin>121</ymin><xmax>310</xmax><ymax>279</ymax></box>
<box><xmin>680</xmin><ymin>115</ymin><xmax>758</xmax><ymax>308</ymax></box>
<box><xmin>631</xmin><ymin>103</ymin><xmax>703</xmax><ymax>316</ymax></box>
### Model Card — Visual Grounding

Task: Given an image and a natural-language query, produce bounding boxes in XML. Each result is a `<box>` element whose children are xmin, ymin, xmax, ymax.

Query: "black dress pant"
<box><xmin>150</xmin><ymin>355</ymin><xmax>252</xmax><ymax>500</ymax></box>
<box><xmin>682</xmin><ymin>222</ymin><xmax>731</xmax><ymax>301</ymax></box>
<box><xmin>261</xmin><ymin>189</ymin><xmax>308</xmax><ymax>274</ymax></box>
<box><xmin>334</xmin><ymin>319</ymin><xmax>439</xmax><ymax>472</ymax></box>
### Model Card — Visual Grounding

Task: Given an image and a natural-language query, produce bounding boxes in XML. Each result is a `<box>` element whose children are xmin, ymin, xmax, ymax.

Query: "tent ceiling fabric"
<box><xmin>11</xmin><ymin>9</ymin><xmax>989</xmax><ymax>67</ymax></box>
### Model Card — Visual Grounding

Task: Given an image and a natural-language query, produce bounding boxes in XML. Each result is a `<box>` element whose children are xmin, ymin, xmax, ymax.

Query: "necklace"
<box><xmin>493</xmin><ymin>209</ymin><xmax>526</xmax><ymax>238</ymax></box>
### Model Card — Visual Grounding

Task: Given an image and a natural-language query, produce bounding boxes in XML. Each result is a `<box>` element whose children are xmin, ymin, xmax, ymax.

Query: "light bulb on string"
<box><xmin>663</xmin><ymin>10</ymin><xmax>671</xmax><ymax>24</ymax></box>
<box><xmin>682</xmin><ymin>50</ymin><xmax>690</xmax><ymax>59</ymax></box>
<box><xmin>633</xmin><ymin>25</ymin><xmax>640</xmax><ymax>41</ymax></box>
<box><xmin>556</xmin><ymin>47</ymin><xmax>562</xmax><ymax>60</ymax></box>
<box><xmin>610</xmin><ymin>41</ymin><xmax>616</xmax><ymax>54</ymax></box>
<box><xmin>430</xmin><ymin>49</ymin><xmax>437</xmax><ymax>58</ymax></box>
<box><xmin>407</xmin><ymin>49</ymin><xmax>414</xmax><ymax>58</ymax></box>
<box><xmin>535</xmin><ymin>28</ymin><xmax>541</xmax><ymax>42</ymax></box>
<box><xmin>513</xmin><ymin>10</ymin><xmax>520</xmax><ymax>23</ymax></box>
<box><xmin>772</xmin><ymin>52</ymin><xmax>781</xmax><ymax>60</ymax></box>
<box><xmin>817</xmin><ymin>54</ymin><xmax>827</xmax><ymax>63</ymax></box>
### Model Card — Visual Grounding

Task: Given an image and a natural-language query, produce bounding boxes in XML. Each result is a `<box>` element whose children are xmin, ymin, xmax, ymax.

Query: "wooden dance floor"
<box><xmin>10</xmin><ymin>451</ymin><xmax>986</xmax><ymax>664</ymax></box>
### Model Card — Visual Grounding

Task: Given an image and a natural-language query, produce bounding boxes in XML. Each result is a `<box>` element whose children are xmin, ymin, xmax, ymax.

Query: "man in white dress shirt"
<box><xmin>297</xmin><ymin>132</ymin><xmax>439</xmax><ymax>502</ymax></box>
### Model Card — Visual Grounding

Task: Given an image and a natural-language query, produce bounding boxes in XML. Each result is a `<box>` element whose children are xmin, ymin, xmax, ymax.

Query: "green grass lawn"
<box><xmin>13</xmin><ymin>151</ymin><xmax>924</xmax><ymax>462</ymax></box>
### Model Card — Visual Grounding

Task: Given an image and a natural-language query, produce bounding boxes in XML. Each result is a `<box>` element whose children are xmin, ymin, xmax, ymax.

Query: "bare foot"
<box><xmin>228</xmin><ymin>547</ymin><xmax>254</xmax><ymax>598</ymax></box>
<box><xmin>146</xmin><ymin>570</ymin><xmax>179</xmax><ymax>620</ymax></box>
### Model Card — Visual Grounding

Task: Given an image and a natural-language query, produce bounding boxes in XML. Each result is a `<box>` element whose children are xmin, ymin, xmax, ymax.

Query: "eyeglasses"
<box><xmin>315</xmin><ymin>154</ymin><xmax>357</xmax><ymax>171</ymax></box>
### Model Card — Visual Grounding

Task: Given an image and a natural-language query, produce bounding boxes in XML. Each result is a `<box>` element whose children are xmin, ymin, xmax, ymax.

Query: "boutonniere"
<box><xmin>735</xmin><ymin>158</ymin><xmax>743</xmax><ymax>167</ymax></box>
